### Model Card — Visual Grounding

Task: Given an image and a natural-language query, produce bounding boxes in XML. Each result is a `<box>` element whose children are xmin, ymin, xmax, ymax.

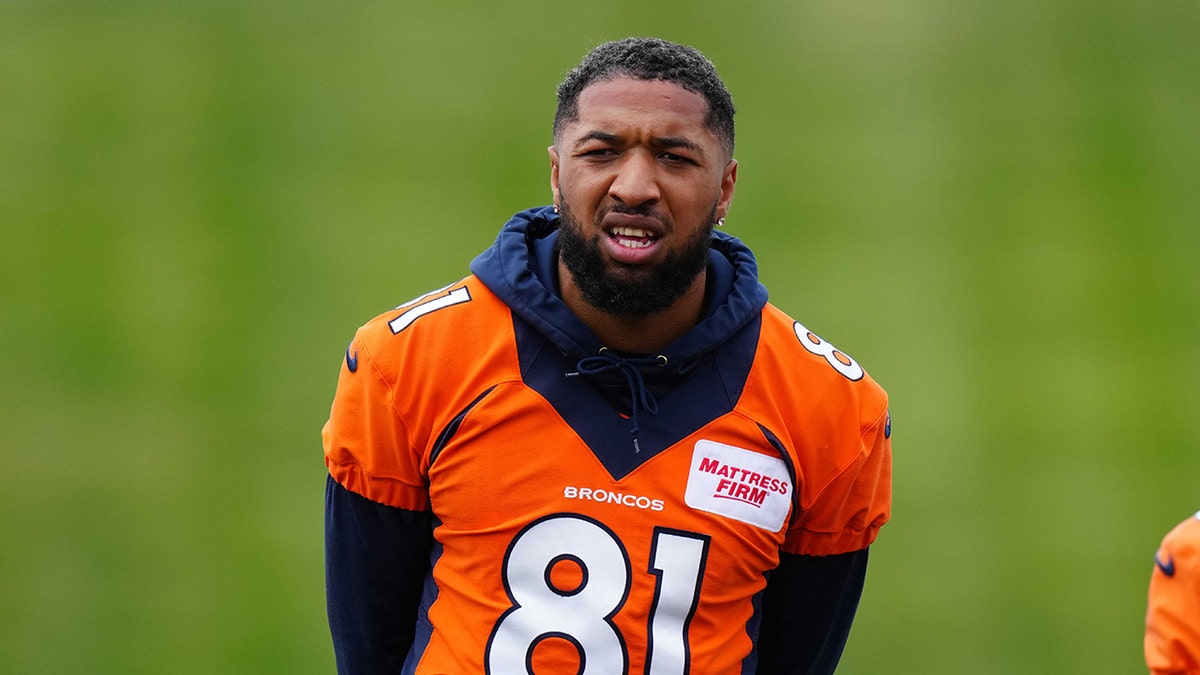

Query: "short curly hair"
<box><xmin>553</xmin><ymin>37</ymin><xmax>735</xmax><ymax>157</ymax></box>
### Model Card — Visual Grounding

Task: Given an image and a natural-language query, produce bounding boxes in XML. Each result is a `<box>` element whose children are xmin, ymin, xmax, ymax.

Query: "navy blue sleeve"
<box><xmin>754</xmin><ymin>548</ymin><xmax>870</xmax><ymax>674</ymax></box>
<box><xmin>325</xmin><ymin>475</ymin><xmax>434</xmax><ymax>675</ymax></box>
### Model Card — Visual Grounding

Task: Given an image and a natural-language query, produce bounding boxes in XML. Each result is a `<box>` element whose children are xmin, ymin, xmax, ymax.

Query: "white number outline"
<box><xmin>646</xmin><ymin>528</ymin><xmax>710</xmax><ymax>675</ymax></box>
<box><xmin>485</xmin><ymin>514</ymin><xmax>710</xmax><ymax>675</ymax></box>
<box><xmin>487</xmin><ymin>514</ymin><xmax>630</xmax><ymax>674</ymax></box>
<box><xmin>388</xmin><ymin>285</ymin><xmax>472</xmax><ymax>334</ymax></box>
<box><xmin>793</xmin><ymin>321</ymin><xmax>865</xmax><ymax>381</ymax></box>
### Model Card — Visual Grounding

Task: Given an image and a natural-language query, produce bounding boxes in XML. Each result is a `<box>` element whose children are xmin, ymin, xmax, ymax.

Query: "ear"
<box><xmin>548</xmin><ymin>145</ymin><xmax>561</xmax><ymax>208</ymax></box>
<box><xmin>716</xmin><ymin>159</ymin><xmax>737</xmax><ymax>220</ymax></box>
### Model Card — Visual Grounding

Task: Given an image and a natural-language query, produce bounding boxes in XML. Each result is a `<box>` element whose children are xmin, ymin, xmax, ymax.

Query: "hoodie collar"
<box><xmin>469</xmin><ymin>205</ymin><xmax>769</xmax><ymax>376</ymax></box>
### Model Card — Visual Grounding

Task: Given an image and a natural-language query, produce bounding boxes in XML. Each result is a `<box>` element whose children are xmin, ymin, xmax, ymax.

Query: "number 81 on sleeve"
<box><xmin>793</xmin><ymin>322</ymin><xmax>864</xmax><ymax>381</ymax></box>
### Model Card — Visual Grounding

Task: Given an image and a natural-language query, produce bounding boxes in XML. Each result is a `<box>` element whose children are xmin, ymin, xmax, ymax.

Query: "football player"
<box><xmin>1146</xmin><ymin>511</ymin><xmax>1200</xmax><ymax>674</ymax></box>
<box><xmin>324</xmin><ymin>37</ymin><xmax>892</xmax><ymax>674</ymax></box>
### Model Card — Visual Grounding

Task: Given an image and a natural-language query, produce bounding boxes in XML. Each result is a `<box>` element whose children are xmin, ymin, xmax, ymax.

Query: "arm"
<box><xmin>754</xmin><ymin>548</ymin><xmax>870</xmax><ymax>674</ymax></box>
<box><xmin>325</xmin><ymin>475</ymin><xmax>434</xmax><ymax>675</ymax></box>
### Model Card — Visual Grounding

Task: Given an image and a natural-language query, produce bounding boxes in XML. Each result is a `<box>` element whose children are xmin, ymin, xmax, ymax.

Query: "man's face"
<box><xmin>550</xmin><ymin>77</ymin><xmax>737</xmax><ymax>316</ymax></box>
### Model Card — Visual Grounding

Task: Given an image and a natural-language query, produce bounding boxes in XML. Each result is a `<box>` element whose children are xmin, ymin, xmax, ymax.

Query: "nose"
<box><xmin>608</xmin><ymin>151</ymin><xmax>661</xmax><ymax>208</ymax></box>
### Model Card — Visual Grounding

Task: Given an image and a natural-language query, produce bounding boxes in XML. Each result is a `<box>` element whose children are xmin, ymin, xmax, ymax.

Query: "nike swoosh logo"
<box><xmin>1156</xmin><ymin>553</ymin><xmax>1176</xmax><ymax>577</ymax></box>
<box><xmin>345</xmin><ymin>347</ymin><xmax>359</xmax><ymax>373</ymax></box>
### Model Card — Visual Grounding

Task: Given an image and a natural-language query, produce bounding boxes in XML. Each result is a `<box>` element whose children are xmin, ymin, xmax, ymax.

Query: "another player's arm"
<box><xmin>1146</xmin><ymin>516</ymin><xmax>1200</xmax><ymax>674</ymax></box>
<box><xmin>325</xmin><ymin>477</ymin><xmax>433</xmax><ymax>674</ymax></box>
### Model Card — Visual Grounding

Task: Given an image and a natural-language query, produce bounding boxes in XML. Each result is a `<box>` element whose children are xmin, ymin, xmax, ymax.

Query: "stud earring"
<box><xmin>716</xmin><ymin>217</ymin><xmax>726</xmax><ymax>227</ymax></box>
<box><xmin>553</xmin><ymin>204</ymin><xmax>560</xmax><ymax>214</ymax></box>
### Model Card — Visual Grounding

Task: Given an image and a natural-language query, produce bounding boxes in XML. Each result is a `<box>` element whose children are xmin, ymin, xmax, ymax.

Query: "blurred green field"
<box><xmin>2</xmin><ymin>1</ymin><xmax>1198</xmax><ymax>672</ymax></box>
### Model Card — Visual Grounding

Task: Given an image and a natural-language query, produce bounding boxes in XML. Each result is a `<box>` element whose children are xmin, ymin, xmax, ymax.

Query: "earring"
<box><xmin>716</xmin><ymin>217</ymin><xmax>725</xmax><ymax>227</ymax></box>
<box><xmin>553</xmin><ymin>204</ymin><xmax>560</xmax><ymax>214</ymax></box>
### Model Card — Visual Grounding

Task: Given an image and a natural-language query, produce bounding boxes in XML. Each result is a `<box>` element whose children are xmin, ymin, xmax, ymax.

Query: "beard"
<box><xmin>556</xmin><ymin>197</ymin><xmax>716</xmax><ymax>317</ymax></box>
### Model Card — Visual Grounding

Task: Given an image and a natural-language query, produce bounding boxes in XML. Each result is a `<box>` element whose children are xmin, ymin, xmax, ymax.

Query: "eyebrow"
<box><xmin>573</xmin><ymin>131</ymin><xmax>704</xmax><ymax>155</ymax></box>
<box><xmin>653</xmin><ymin>136</ymin><xmax>702</xmax><ymax>153</ymax></box>
<box><xmin>573</xmin><ymin>130</ymin><xmax>622</xmax><ymax>148</ymax></box>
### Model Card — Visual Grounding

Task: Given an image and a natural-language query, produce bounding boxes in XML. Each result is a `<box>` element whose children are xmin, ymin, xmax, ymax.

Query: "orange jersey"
<box><xmin>325</xmin><ymin>206</ymin><xmax>891</xmax><ymax>673</ymax></box>
<box><xmin>1147</xmin><ymin>512</ymin><xmax>1200</xmax><ymax>674</ymax></box>
<box><xmin>325</xmin><ymin>275</ymin><xmax>889</xmax><ymax>673</ymax></box>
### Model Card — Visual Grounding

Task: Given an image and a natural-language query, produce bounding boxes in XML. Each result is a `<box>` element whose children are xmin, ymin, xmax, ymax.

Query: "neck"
<box><xmin>558</xmin><ymin>262</ymin><xmax>707</xmax><ymax>354</ymax></box>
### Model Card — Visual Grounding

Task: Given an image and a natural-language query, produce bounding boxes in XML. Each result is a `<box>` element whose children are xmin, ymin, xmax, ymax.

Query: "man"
<box><xmin>324</xmin><ymin>37</ymin><xmax>892</xmax><ymax>674</ymax></box>
<box><xmin>1146</xmin><ymin>511</ymin><xmax>1200</xmax><ymax>674</ymax></box>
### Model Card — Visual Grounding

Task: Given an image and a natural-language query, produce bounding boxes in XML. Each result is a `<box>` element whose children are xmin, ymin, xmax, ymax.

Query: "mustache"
<box><xmin>601</xmin><ymin>202</ymin><xmax>662</xmax><ymax>220</ymax></box>
<box><xmin>607</xmin><ymin>203</ymin><xmax>653</xmax><ymax>216</ymax></box>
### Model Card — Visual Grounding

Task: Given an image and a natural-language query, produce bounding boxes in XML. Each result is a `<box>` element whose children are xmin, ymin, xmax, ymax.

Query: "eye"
<box><xmin>658</xmin><ymin>152</ymin><xmax>695</xmax><ymax>166</ymax></box>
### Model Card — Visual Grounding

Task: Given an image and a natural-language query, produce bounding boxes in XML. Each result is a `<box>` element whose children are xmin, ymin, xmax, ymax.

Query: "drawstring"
<box><xmin>568</xmin><ymin>348</ymin><xmax>665</xmax><ymax>453</ymax></box>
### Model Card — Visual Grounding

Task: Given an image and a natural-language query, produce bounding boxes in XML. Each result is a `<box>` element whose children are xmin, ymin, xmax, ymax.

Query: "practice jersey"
<box><xmin>1146</xmin><ymin>511</ymin><xmax>1200</xmax><ymax>674</ymax></box>
<box><xmin>324</xmin><ymin>265</ymin><xmax>891</xmax><ymax>673</ymax></box>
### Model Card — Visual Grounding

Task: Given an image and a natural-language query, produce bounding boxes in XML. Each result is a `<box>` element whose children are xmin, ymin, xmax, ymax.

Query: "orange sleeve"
<box><xmin>322</xmin><ymin>326</ymin><xmax>430</xmax><ymax>512</ymax></box>
<box><xmin>783</xmin><ymin>404</ymin><xmax>892</xmax><ymax>556</ymax></box>
<box><xmin>1146</xmin><ymin>514</ymin><xmax>1200</xmax><ymax>675</ymax></box>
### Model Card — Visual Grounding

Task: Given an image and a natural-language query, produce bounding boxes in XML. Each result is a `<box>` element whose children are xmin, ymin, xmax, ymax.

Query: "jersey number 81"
<box><xmin>486</xmin><ymin>514</ymin><xmax>710</xmax><ymax>674</ymax></box>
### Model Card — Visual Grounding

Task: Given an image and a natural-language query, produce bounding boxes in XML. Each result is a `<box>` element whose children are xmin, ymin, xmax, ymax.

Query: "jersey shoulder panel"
<box><xmin>737</xmin><ymin>302</ymin><xmax>892</xmax><ymax>555</ymax></box>
<box><xmin>752</xmin><ymin>302</ymin><xmax>889</xmax><ymax>415</ymax></box>
<box><xmin>1146</xmin><ymin>513</ymin><xmax>1200</xmax><ymax>673</ymax></box>
<box><xmin>323</xmin><ymin>276</ymin><xmax>522</xmax><ymax>509</ymax></box>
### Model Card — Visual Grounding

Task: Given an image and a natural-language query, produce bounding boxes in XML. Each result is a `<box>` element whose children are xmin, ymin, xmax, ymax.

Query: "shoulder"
<box><xmin>1158</xmin><ymin>512</ymin><xmax>1200</xmax><ymax>570</ymax></box>
<box><xmin>742</xmin><ymin>305</ymin><xmax>892</xmax><ymax>554</ymax></box>
<box><xmin>341</xmin><ymin>275</ymin><xmax>524</xmax><ymax>433</ymax></box>
<box><xmin>350</xmin><ymin>276</ymin><xmax>514</xmax><ymax>374</ymax></box>
<box><xmin>324</xmin><ymin>276</ymin><xmax>522</xmax><ymax>507</ymax></box>
<box><xmin>750</xmin><ymin>302</ymin><xmax>889</xmax><ymax>421</ymax></box>
<box><xmin>1147</xmin><ymin>512</ymin><xmax>1200</xmax><ymax>672</ymax></box>
<box><xmin>741</xmin><ymin>303</ymin><xmax>890</xmax><ymax>470</ymax></box>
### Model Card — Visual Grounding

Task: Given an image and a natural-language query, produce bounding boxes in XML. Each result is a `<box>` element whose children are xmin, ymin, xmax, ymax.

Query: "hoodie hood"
<box><xmin>469</xmin><ymin>205</ymin><xmax>769</xmax><ymax>375</ymax></box>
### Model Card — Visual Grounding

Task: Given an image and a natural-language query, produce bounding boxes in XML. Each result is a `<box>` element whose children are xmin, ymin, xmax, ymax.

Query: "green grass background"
<box><xmin>3</xmin><ymin>1</ymin><xmax>1197</xmax><ymax>672</ymax></box>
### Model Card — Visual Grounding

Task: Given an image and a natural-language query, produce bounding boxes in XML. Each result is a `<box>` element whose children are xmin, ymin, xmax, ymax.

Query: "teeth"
<box><xmin>612</xmin><ymin>226</ymin><xmax>651</xmax><ymax>238</ymax></box>
<box><xmin>617</xmin><ymin>238</ymin><xmax>652</xmax><ymax>249</ymax></box>
<box><xmin>609</xmin><ymin>224</ymin><xmax>657</xmax><ymax>250</ymax></box>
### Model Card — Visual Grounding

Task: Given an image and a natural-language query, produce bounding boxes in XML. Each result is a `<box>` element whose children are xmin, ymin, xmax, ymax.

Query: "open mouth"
<box><xmin>609</xmin><ymin>225</ymin><xmax>660</xmax><ymax>250</ymax></box>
